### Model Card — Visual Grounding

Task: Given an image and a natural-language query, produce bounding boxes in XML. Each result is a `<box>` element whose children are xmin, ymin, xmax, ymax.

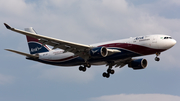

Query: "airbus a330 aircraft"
<box><xmin>4</xmin><ymin>23</ymin><xmax>176</xmax><ymax>78</ymax></box>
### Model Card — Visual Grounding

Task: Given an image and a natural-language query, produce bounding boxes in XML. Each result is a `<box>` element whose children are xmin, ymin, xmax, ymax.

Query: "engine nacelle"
<box><xmin>128</xmin><ymin>58</ymin><xmax>148</xmax><ymax>70</ymax></box>
<box><xmin>90</xmin><ymin>47</ymin><xmax>108</xmax><ymax>58</ymax></box>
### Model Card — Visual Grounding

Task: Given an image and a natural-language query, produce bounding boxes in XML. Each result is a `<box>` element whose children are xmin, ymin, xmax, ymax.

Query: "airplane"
<box><xmin>4</xmin><ymin>23</ymin><xmax>177</xmax><ymax>78</ymax></box>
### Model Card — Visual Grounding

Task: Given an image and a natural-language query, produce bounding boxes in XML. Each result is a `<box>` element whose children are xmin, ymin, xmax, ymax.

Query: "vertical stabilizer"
<box><xmin>25</xmin><ymin>27</ymin><xmax>51</xmax><ymax>54</ymax></box>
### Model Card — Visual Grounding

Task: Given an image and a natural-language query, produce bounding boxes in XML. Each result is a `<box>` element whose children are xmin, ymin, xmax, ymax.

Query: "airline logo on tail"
<box><xmin>30</xmin><ymin>46</ymin><xmax>42</xmax><ymax>53</ymax></box>
<box><xmin>28</xmin><ymin>42</ymin><xmax>49</xmax><ymax>54</ymax></box>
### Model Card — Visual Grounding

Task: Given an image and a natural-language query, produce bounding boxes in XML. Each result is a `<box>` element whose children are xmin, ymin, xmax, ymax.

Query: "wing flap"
<box><xmin>113</xmin><ymin>58</ymin><xmax>132</xmax><ymax>68</ymax></box>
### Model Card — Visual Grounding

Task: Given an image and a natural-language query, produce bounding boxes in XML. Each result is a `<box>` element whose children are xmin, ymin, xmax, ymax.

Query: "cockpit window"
<box><xmin>164</xmin><ymin>37</ymin><xmax>172</xmax><ymax>39</ymax></box>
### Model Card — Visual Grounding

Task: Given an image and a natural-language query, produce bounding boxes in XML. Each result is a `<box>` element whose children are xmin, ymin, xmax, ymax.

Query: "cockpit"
<box><xmin>164</xmin><ymin>37</ymin><xmax>172</xmax><ymax>39</ymax></box>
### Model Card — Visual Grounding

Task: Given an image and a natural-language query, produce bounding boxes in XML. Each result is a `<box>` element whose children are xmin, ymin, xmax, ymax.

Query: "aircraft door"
<box><xmin>152</xmin><ymin>36</ymin><xmax>157</xmax><ymax>43</ymax></box>
<box><xmin>151</xmin><ymin>36</ymin><xmax>159</xmax><ymax>48</ymax></box>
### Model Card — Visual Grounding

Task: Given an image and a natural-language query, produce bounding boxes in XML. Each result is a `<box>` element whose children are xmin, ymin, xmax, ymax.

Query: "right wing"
<box><xmin>106</xmin><ymin>58</ymin><xmax>132</xmax><ymax>68</ymax></box>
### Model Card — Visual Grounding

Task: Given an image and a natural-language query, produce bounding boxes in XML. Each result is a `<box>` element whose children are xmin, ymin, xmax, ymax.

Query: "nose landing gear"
<box><xmin>155</xmin><ymin>52</ymin><xmax>161</xmax><ymax>61</ymax></box>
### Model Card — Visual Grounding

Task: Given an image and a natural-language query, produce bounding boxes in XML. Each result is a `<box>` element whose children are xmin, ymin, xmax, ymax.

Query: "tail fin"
<box><xmin>24</xmin><ymin>27</ymin><xmax>51</xmax><ymax>54</ymax></box>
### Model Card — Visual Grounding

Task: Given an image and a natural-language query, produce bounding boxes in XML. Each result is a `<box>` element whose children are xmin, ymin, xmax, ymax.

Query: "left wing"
<box><xmin>4</xmin><ymin>23</ymin><xmax>92</xmax><ymax>59</ymax></box>
<box><xmin>4</xmin><ymin>23</ymin><xmax>121</xmax><ymax>61</ymax></box>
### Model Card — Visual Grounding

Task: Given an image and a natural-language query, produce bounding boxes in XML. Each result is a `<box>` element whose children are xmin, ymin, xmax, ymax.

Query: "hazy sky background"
<box><xmin>0</xmin><ymin>0</ymin><xmax>180</xmax><ymax>101</ymax></box>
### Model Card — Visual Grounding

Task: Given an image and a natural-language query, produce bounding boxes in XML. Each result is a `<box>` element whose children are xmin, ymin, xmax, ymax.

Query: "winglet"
<box><xmin>4</xmin><ymin>23</ymin><xmax>12</xmax><ymax>29</ymax></box>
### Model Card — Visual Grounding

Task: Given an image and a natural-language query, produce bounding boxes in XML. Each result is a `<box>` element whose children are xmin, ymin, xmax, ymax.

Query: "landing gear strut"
<box><xmin>155</xmin><ymin>52</ymin><xmax>160</xmax><ymax>61</ymax></box>
<box><xmin>102</xmin><ymin>65</ymin><xmax>115</xmax><ymax>78</ymax></box>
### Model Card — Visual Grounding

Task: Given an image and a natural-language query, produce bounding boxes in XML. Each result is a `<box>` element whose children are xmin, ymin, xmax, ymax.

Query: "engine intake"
<box><xmin>90</xmin><ymin>47</ymin><xmax>108</xmax><ymax>58</ymax></box>
<box><xmin>128</xmin><ymin>58</ymin><xmax>148</xmax><ymax>70</ymax></box>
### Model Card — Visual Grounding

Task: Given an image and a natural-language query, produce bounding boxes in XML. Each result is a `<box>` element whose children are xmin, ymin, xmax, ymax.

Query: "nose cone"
<box><xmin>171</xmin><ymin>39</ymin><xmax>177</xmax><ymax>46</ymax></box>
<box><xmin>167</xmin><ymin>39</ymin><xmax>176</xmax><ymax>49</ymax></box>
<box><xmin>158</xmin><ymin>36</ymin><xmax>176</xmax><ymax>50</ymax></box>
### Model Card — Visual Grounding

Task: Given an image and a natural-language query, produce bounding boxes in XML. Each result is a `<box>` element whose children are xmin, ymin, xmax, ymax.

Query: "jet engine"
<box><xmin>128</xmin><ymin>58</ymin><xmax>148</xmax><ymax>70</ymax></box>
<box><xmin>89</xmin><ymin>47</ymin><xmax>108</xmax><ymax>58</ymax></box>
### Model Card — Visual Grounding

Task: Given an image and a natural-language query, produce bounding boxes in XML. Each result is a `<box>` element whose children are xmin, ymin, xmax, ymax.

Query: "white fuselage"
<box><xmin>37</xmin><ymin>34</ymin><xmax>176</xmax><ymax>65</ymax></box>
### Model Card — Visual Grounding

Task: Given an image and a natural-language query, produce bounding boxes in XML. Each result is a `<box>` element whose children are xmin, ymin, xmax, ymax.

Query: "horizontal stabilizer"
<box><xmin>5</xmin><ymin>49</ymin><xmax>39</xmax><ymax>58</ymax></box>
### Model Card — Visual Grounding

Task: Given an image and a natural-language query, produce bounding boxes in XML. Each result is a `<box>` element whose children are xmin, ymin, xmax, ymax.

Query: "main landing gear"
<box><xmin>79</xmin><ymin>63</ymin><xmax>91</xmax><ymax>72</ymax></box>
<box><xmin>155</xmin><ymin>52</ymin><xmax>161</xmax><ymax>61</ymax></box>
<box><xmin>102</xmin><ymin>65</ymin><xmax>115</xmax><ymax>78</ymax></box>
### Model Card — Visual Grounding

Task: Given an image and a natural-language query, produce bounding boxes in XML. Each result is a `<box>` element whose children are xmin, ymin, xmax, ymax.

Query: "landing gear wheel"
<box><xmin>110</xmin><ymin>69</ymin><xmax>115</xmax><ymax>74</ymax></box>
<box><xmin>107</xmin><ymin>69</ymin><xmax>111</xmax><ymax>73</ymax></box>
<box><xmin>102</xmin><ymin>72</ymin><xmax>107</xmax><ymax>77</ymax></box>
<box><xmin>155</xmin><ymin>52</ymin><xmax>161</xmax><ymax>62</ymax></box>
<box><xmin>155</xmin><ymin>57</ymin><xmax>160</xmax><ymax>61</ymax></box>
<box><xmin>79</xmin><ymin>66</ymin><xmax>86</xmax><ymax>72</ymax></box>
<box><xmin>107</xmin><ymin>69</ymin><xmax>115</xmax><ymax>74</ymax></box>
<box><xmin>106</xmin><ymin>73</ymin><xmax>110</xmax><ymax>78</ymax></box>
<box><xmin>86</xmin><ymin>64</ymin><xmax>91</xmax><ymax>68</ymax></box>
<box><xmin>79</xmin><ymin>66</ymin><xmax>84</xmax><ymax>71</ymax></box>
<box><xmin>102</xmin><ymin>72</ymin><xmax>110</xmax><ymax>78</ymax></box>
<box><xmin>82</xmin><ymin>67</ymin><xmax>86</xmax><ymax>72</ymax></box>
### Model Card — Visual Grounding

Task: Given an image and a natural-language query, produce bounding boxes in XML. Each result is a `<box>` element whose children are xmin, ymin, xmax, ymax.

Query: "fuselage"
<box><xmin>4</xmin><ymin>23</ymin><xmax>177</xmax><ymax>78</ymax></box>
<box><xmin>28</xmin><ymin>34</ymin><xmax>176</xmax><ymax>66</ymax></box>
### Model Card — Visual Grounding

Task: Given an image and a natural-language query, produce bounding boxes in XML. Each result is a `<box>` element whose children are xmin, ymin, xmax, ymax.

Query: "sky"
<box><xmin>0</xmin><ymin>0</ymin><xmax>180</xmax><ymax>101</ymax></box>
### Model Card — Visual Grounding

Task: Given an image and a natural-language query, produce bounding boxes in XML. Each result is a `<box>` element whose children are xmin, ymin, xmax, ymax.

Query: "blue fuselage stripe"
<box><xmin>27</xmin><ymin>48</ymin><xmax>141</xmax><ymax>66</ymax></box>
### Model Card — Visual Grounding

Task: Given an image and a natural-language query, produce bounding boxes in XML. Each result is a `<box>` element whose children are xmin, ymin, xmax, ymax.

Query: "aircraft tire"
<box><xmin>155</xmin><ymin>57</ymin><xmax>160</xmax><ymax>61</ymax></box>
<box><xmin>106</xmin><ymin>73</ymin><xmax>110</xmax><ymax>78</ymax></box>
<box><xmin>107</xmin><ymin>69</ymin><xmax>111</xmax><ymax>73</ymax></box>
<box><xmin>86</xmin><ymin>63</ymin><xmax>91</xmax><ymax>68</ymax></box>
<box><xmin>110</xmin><ymin>69</ymin><xmax>115</xmax><ymax>74</ymax></box>
<box><xmin>103</xmin><ymin>72</ymin><xmax>107</xmax><ymax>77</ymax></box>
<box><xmin>82</xmin><ymin>67</ymin><xmax>86</xmax><ymax>72</ymax></box>
<box><xmin>79</xmin><ymin>66</ymin><xmax>83</xmax><ymax>71</ymax></box>
<box><xmin>102</xmin><ymin>72</ymin><xmax>110</xmax><ymax>78</ymax></box>
<box><xmin>107</xmin><ymin>69</ymin><xmax>115</xmax><ymax>74</ymax></box>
